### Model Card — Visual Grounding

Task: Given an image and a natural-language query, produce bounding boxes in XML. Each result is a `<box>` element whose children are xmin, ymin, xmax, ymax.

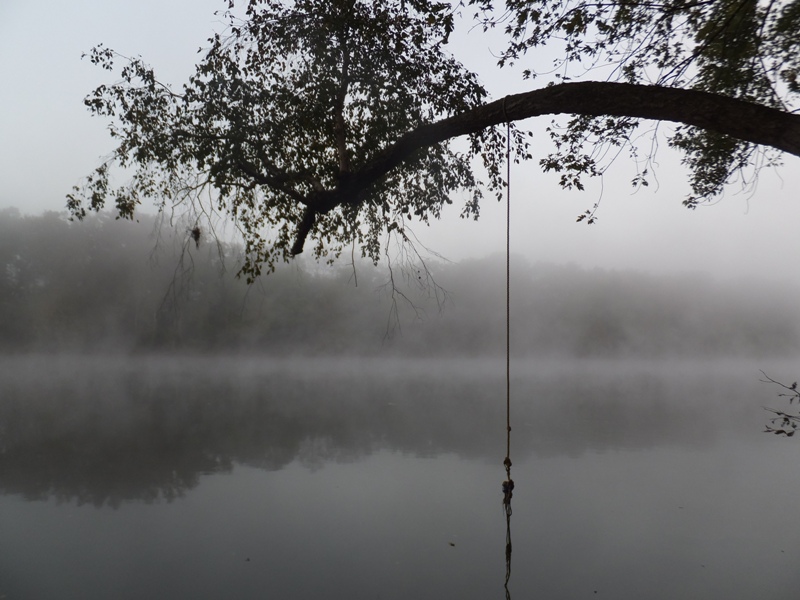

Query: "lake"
<box><xmin>1</xmin><ymin>355</ymin><xmax>799</xmax><ymax>599</ymax></box>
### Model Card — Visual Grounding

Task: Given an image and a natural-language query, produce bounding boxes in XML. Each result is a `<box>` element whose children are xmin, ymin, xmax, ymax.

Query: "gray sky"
<box><xmin>2</xmin><ymin>0</ymin><xmax>799</xmax><ymax>281</ymax></box>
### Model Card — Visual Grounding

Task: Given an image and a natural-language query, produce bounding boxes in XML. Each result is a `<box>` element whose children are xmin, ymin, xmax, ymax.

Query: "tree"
<box><xmin>69</xmin><ymin>0</ymin><xmax>800</xmax><ymax>279</ymax></box>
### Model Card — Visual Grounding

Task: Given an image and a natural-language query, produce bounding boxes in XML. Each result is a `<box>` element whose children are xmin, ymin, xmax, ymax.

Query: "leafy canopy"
<box><xmin>70</xmin><ymin>0</ymin><xmax>800</xmax><ymax>278</ymax></box>
<box><xmin>71</xmin><ymin>0</ymin><xmax>519</xmax><ymax>279</ymax></box>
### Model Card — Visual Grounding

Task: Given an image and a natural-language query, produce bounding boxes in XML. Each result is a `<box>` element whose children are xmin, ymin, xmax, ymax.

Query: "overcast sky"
<box><xmin>2</xmin><ymin>0</ymin><xmax>799</xmax><ymax>282</ymax></box>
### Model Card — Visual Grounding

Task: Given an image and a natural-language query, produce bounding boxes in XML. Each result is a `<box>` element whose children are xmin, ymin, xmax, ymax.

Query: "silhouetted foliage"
<box><xmin>68</xmin><ymin>0</ymin><xmax>800</xmax><ymax>276</ymax></box>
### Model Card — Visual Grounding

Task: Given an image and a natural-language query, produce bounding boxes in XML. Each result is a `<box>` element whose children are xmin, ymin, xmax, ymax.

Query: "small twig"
<box><xmin>760</xmin><ymin>370</ymin><xmax>800</xmax><ymax>436</ymax></box>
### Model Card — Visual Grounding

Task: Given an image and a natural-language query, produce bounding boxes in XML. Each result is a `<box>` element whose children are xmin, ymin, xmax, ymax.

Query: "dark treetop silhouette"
<box><xmin>69</xmin><ymin>0</ymin><xmax>800</xmax><ymax>279</ymax></box>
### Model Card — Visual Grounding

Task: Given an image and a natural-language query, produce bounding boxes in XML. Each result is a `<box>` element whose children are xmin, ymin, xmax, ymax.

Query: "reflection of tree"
<box><xmin>0</xmin><ymin>358</ymin><xmax>757</xmax><ymax>507</ymax></box>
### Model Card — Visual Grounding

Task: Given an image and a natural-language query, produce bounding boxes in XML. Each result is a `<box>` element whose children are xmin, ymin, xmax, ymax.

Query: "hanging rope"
<box><xmin>501</xmin><ymin>101</ymin><xmax>514</xmax><ymax>600</ymax></box>
<box><xmin>502</xmin><ymin>102</ymin><xmax>514</xmax><ymax>501</ymax></box>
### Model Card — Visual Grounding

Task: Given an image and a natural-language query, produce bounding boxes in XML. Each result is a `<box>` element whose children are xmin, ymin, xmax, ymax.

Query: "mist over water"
<box><xmin>2</xmin><ymin>209</ymin><xmax>799</xmax><ymax>359</ymax></box>
<box><xmin>2</xmin><ymin>211</ymin><xmax>800</xmax><ymax>599</ymax></box>
<box><xmin>1</xmin><ymin>355</ymin><xmax>767</xmax><ymax>506</ymax></box>
<box><xmin>3</xmin><ymin>355</ymin><xmax>800</xmax><ymax>599</ymax></box>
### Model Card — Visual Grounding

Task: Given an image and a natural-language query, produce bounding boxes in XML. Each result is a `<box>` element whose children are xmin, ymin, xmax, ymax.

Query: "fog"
<box><xmin>3</xmin><ymin>208</ymin><xmax>799</xmax><ymax>359</ymax></box>
<box><xmin>3</xmin><ymin>209</ymin><xmax>800</xmax><ymax>599</ymax></box>
<box><xmin>1</xmin><ymin>207</ymin><xmax>797</xmax><ymax>487</ymax></box>
<box><xmin>0</xmin><ymin>354</ymin><xmax>779</xmax><ymax>506</ymax></box>
<box><xmin>3</xmin><ymin>3</ymin><xmax>800</xmax><ymax>595</ymax></box>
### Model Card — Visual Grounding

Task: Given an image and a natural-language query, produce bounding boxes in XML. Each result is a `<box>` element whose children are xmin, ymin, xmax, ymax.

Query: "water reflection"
<box><xmin>1</xmin><ymin>355</ymin><xmax>797</xmax><ymax>600</ymax></box>
<box><xmin>0</xmin><ymin>355</ymin><xmax>765</xmax><ymax>507</ymax></box>
<box><xmin>503</xmin><ymin>475</ymin><xmax>513</xmax><ymax>599</ymax></box>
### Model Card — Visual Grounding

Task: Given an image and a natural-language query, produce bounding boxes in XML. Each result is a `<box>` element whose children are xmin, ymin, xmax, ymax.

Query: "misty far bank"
<box><xmin>1</xmin><ymin>207</ymin><xmax>798</xmax><ymax>358</ymax></box>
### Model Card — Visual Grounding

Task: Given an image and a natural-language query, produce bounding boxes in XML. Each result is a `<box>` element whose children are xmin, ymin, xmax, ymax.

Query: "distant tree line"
<box><xmin>1</xmin><ymin>207</ymin><xmax>798</xmax><ymax>358</ymax></box>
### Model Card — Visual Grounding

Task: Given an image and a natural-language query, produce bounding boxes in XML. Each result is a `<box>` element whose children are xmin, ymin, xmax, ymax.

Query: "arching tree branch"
<box><xmin>370</xmin><ymin>82</ymin><xmax>800</xmax><ymax>181</ymax></box>
<box><xmin>290</xmin><ymin>81</ymin><xmax>800</xmax><ymax>252</ymax></box>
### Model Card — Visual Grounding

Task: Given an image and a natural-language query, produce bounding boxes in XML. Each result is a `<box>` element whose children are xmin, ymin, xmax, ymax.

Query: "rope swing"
<box><xmin>501</xmin><ymin>104</ymin><xmax>514</xmax><ymax>599</ymax></box>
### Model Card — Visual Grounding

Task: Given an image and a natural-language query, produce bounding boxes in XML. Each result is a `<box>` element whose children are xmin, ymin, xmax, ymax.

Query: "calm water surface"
<box><xmin>1</xmin><ymin>355</ymin><xmax>799</xmax><ymax>599</ymax></box>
